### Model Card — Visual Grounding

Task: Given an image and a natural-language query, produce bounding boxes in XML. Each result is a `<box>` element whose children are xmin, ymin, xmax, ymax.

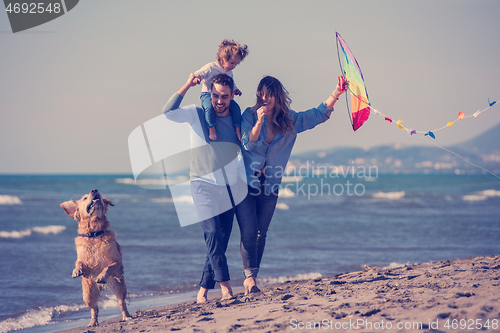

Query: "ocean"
<box><xmin>1</xmin><ymin>173</ymin><xmax>499</xmax><ymax>332</ymax></box>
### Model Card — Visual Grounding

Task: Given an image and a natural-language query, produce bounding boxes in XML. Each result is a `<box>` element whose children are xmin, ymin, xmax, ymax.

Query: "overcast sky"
<box><xmin>1</xmin><ymin>0</ymin><xmax>499</xmax><ymax>174</ymax></box>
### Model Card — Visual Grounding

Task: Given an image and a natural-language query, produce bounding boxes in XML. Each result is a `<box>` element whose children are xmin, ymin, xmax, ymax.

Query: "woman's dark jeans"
<box><xmin>235</xmin><ymin>182</ymin><xmax>278</xmax><ymax>278</ymax></box>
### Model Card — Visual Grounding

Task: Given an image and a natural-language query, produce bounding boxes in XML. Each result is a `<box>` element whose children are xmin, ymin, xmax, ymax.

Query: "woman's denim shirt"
<box><xmin>241</xmin><ymin>103</ymin><xmax>333</xmax><ymax>194</ymax></box>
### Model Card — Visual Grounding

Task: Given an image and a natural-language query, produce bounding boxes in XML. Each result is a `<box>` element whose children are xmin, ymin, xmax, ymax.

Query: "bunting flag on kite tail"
<box><xmin>335</xmin><ymin>31</ymin><xmax>499</xmax><ymax>178</ymax></box>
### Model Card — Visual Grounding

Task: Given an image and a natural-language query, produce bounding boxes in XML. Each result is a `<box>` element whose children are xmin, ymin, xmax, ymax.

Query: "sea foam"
<box><xmin>0</xmin><ymin>195</ymin><xmax>22</xmax><ymax>205</ymax></box>
<box><xmin>150</xmin><ymin>195</ymin><xmax>194</xmax><ymax>204</ymax></box>
<box><xmin>381</xmin><ymin>261</ymin><xmax>411</xmax><ymax>269</ymax></box>
<box><xmin>150</xmin><ymin>197</ymin><xmax>174</xmax><ymax>203</ymax></box>
<box><xmin>278</xmin><ymin>188</ymin><xmax>295</xmax><ymax>198</ymax></box>
<box><xmin>260</xmin><ymin>272</ymin><xmax>323</xmax><ymax>285</ymax></box>
<box><xmin>0</xmin><ymin>304</ymin><xmax>85</xmax><ymax>333</ymax></box>
<box><xmin>116</xmin><ymin>176</ymin><xmax>189</xmax><ymax>186</ymax></box>
<box><xmin>463</xmin><ymin>189</ymin><xmax>500</xmax><ymax>202</ymax></box>
<box><xmin>372</xmin><ymin>191</ymin><xmax>405</xmax><ymax>200</ymax></box>
<box><xmin>116</xmin><ymin>178</ymin><xmax>165</xmax><ymax>186</ymax></box>
<box><xmin>281</xmin><ymin>176</ymin><xmax>303</xmax><ymax>183</ymax></box>
<box><xmin>275</xmin><ymin>203</ymin><xmax>290</xmax><ymax>210</ymax></box>
<box><xmin>0</xmin><ymin>225</ymin><xmax>66</xmax><ymax>239</ymax></box>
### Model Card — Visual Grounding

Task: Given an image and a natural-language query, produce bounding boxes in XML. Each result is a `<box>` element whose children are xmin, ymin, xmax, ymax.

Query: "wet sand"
<box><xmin>58</xmin><ymin>255</ymin><xmax>500</xmax><ymax>332</ymax></box>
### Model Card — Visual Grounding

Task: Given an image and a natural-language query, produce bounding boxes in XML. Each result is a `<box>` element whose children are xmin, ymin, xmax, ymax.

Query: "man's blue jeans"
<box><xmin>191</xmin><ymin>180</ymin><xmax>235</xmax><ymax>289</ymax></box>
<box><xmin>235</xmin><ymin>182</ymin><xmax>278</xmax><ymax>278</ymax></box>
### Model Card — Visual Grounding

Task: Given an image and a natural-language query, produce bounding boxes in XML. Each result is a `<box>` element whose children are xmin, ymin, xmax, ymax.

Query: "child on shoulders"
<box><xmin>194</xmin><ymin>39</ymin><xmax>249</xmax><ymax>141</ymax></box>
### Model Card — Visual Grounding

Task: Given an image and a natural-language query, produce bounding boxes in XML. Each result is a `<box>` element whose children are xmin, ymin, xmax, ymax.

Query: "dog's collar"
<box><xmin>78</xmin><ymin>230</ymin><xmax>106</xmax><ymax>238</ymax></box>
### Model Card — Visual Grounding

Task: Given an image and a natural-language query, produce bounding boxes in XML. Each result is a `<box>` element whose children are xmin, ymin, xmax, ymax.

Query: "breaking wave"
<box><xmin>278</xmin><ymin>188</ymin><xmax>295</xmax><ymax>198</ymax></box>
<box><xmin>0</xmin><ymin>303</ymin><xmax>85</xmax><ymax>333</ymax></box>
<box><xmin>150</xmin><ymin>197</ymin><xmax>174</xmax><ymax>203</ymax></box>
<box><xmin>0</xmin><ymin>225</ymin><xmax>66</xmax><ymax>239</ymax></box>
<box><xmin>259</xmin><ymin>272</ymin><xmax>322</xmax><ymax>285</ymax></box>
<box><xmin>281</xmin><ymin>176</ymin><xmax>303</xmax><ymax>183</ymax></box>
<box><xmin>116</xmin><ymin>176</ymin><xmax>189</xmax><ymax>186</ymax></box>
<box><xmin>0</xmin><ymin>195</ymin><xmax>22</xmax><ymax>205</ymax></box>
<box><xmin>462</xmin><ymin>189</ymin><xmax>500</xmax><ymax>202</ymax></box>
<box><xmin>116</xmin><ymin>178</ymin><xmax>165</xmax><ymax>186</ymax></box>
<box><xmin>381</xmin><ymin>261</ymin><xmax>411</xmax><ymax>270</ymax></box>
<box><xmin>372</xmin><ymin>191</ymin><xmax>405</xmax><ymax>200</ymax></box>
<box><xmin>276</xmin><ymin>203</ymin><xmax>290</xmax><ymax>210</ymax></box>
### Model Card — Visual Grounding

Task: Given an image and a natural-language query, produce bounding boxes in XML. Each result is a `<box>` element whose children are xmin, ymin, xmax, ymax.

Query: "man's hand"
<box><xmin>234</xmin><ymin>89</ymin><xmax>242</xmax><ymax>96</ymax></box>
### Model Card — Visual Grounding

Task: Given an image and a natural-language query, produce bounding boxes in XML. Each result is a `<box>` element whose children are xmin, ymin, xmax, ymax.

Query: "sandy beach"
<box><xmin>57</xmin><ymin>254</ymin><xmax>500</xmax><ymax>333</ymax></box>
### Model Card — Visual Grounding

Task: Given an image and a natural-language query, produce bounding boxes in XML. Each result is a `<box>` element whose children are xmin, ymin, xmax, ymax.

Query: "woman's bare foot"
<box><xmin>243</xmin><ymin>277</ymin><xmax>261</xmax><ymax>295</ymax></box>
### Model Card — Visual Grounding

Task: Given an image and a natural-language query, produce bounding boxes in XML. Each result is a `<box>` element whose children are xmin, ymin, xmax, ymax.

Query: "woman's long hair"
<box><xmin>254</xmin><ymin>76</ymin><xmax>295</xmax><ymax>135</ymax></box>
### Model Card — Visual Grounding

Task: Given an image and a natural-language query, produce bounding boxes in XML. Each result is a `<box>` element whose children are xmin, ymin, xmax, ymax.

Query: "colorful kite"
<box><xmin>336</xmin><ymin>31</ymin><xmax>371</xmax><ymax>131</ymax></box>
<box><xmin>335</xmin><ymin>31</ymin><xmax>498</xmax><ymax>140</ymax></box>
<box><xmin>335</xmin><ymin>31</ymin><xmax>499</xmax><ymax>178</ymax></box>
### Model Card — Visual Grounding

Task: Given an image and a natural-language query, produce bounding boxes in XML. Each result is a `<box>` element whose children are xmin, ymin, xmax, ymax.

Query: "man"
<box><xmin>162</xmin><ymin>73</ymin><xmax>246</xmax><ymax>303</ymax></box>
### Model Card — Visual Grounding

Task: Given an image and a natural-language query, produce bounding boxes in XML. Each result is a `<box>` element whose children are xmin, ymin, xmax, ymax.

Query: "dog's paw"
<box><xmin>96</xmin><ymin>274</ymin><xmax>107</xmax><ymax>284</ymax></box>
<box><xmin>122</xmin><ymin>314</ymin><xmax>133</xmax><ymax>321</ymax></box>
<box><xmin>72</xmin><ymin>267</ymin><xmax>83</xmax><ymax>278</ymax></box>
<box><xmin>87</xmin><ymin>319</ymin><xmax>99</xmax><ymax>327</ymax></box>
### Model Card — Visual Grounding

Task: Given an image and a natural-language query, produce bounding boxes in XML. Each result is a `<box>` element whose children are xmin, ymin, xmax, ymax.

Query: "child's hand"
<box><xmin>234</xmin><ymin>89</ymin><xmax>242</xmax><ymax>96</ymax></box>
<box><xmin>178</xmin><ymin>73</ymin><xmax>201</xmax><ymax>96</ymax></box>
<box><xmin>187</xmin><ymin>73</ymin><xmax>201</xmax><ymax>87</ymax></box>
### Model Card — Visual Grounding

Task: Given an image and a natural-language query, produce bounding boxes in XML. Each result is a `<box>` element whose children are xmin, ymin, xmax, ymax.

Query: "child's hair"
<box><xmin>211</xmin><ymin>74</ymin><xmax>234</xmax><ymax>94</ymax></box>
<box><xmin>254</xmin><ymin>76</ymin><xmax>295</xmax><ymax>135</ymax></box>
<box><xmin>217</xmin><ymin>39</ymin><xmax>249</xmax><ymax>66</ymax></box>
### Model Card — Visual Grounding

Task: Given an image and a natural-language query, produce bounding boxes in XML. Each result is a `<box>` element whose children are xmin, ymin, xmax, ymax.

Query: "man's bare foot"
<box><xmin>219</xmin><ymin>281</ymin><xmax>234</xmax><ymax>300</ymax></box>
<box><xmin>197</xmin><ymin>287</ymin><xmax>208</xmax><ymax>304</ymax></box>
<box><xmin>209</xmin><ymin>127</ymin><xmax>217</xmax><ymax>140</ymax></box>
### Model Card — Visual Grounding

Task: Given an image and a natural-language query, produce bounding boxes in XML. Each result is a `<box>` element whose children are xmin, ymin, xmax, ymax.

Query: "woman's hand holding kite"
<box><xmin>325</xmin><ymin>76</ymin><xmax>348</xmax><ymax>109</ymax></box>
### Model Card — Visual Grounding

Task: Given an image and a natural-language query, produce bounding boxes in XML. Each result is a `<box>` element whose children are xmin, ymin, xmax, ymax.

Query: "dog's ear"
<box><xmin>103</xmin><ymin>198</ymin><xmax>114</xmax><ymax>207</ymax></box>
<box><xmin>60</xmin><ymin>200</ymin><xmax>79</xmax><ymax>219</ymax></box>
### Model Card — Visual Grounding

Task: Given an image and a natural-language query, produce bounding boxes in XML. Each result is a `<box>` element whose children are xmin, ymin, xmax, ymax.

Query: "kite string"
<box><xmin>415</xmin><ymin>135</ymin><xmax>500</xmax><ymax>180</ymax></box>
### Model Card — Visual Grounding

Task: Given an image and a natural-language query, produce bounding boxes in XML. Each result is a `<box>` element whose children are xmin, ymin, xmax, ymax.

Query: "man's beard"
<box><xmin>214</xmin><ymin>105</ymin><xmax>228</xmax><ymax>115</ymax></box>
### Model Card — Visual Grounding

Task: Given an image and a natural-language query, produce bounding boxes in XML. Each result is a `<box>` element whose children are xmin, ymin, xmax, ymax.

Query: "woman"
<box><xmin>235</xmin><ymin>75</ymin><xmax>348</xmax><ymax>294</ymax></box>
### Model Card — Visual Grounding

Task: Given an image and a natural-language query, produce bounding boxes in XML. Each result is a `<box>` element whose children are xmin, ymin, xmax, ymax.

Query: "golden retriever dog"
<box><xmin>60</xmin><ymin>189</ymin><xmax>132</xmax><ymax>327</ymax></box>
